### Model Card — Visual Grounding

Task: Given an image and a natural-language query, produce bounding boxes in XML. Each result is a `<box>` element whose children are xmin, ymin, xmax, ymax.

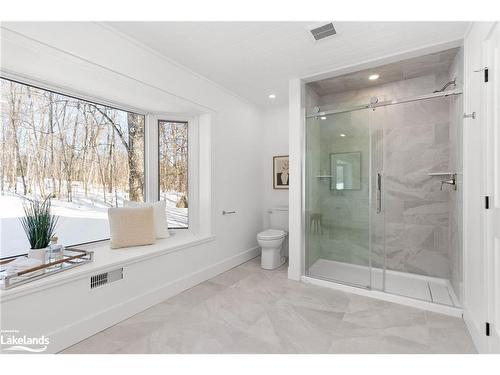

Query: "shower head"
<box><xmin>433</xmin><ymin>78</ymin><xmax>457</xmax><ymax>93</ymax></box>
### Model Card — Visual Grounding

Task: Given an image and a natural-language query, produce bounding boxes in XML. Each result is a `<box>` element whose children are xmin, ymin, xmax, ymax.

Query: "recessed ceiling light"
<box><xmin>340</xmin><ymin>133</ymin><xmax>346</xmax><ymax>137</ymax></box>
<box><xmin>320</xmin><ymin>116</ymin><xmax>327</xmax><ymax>120</ymax></box>
<box><xmin>268</xmin><ymin>94</ymin><xmax>276</xmax><ymax>99</ymax></box>
<box><xmin>369</xmin><ymin>74</ymin><xmax>380</xmax><ymax>81</ymax></box>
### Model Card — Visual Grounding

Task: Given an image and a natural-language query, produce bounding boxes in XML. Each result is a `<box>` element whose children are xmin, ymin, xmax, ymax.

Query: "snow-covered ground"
<box><xmin>160</xmin><ymin>192</ymin><xmax>189</xmax><ymax>229</ymax></box>
<box><xmin>0</xmin><ymin>187</ymin><xmax>188</xmax><ymax>258</ymax></box>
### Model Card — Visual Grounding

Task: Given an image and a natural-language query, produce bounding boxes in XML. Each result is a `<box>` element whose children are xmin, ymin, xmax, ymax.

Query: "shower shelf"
<box><xmin>316</xmin><ymin>175</ymin><xmax>333</xmax><ymax>178</ymax></box>
<box><xmin>428</xmin><ymin>172</ymin><xmax>455</xmax><ymax>176</ymax></box>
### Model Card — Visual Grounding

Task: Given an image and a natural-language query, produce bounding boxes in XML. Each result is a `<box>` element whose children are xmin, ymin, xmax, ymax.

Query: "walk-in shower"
<box><xmin>304</xmin><ymin>48</ymin><xmax>464</xmax><ymax>308</ymax></box>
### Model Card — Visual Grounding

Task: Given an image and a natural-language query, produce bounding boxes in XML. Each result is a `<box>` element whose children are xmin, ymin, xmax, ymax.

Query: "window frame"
<box><xmin>157</xmin><ymin>119</ymin><xmax>189</xmax><ymax>230</ymax></box>
<box><xmin>146</xmin><ymin>114</ymin><xmax>198</xmax><ymax>233</ymax></box>
<box><xmin>0</xmin><ymin>75</ymin><xmax>148</xmax><ymax>258</ymax></box>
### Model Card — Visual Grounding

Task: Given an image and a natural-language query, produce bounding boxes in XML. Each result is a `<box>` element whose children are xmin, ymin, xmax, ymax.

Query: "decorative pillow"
<box><xmin>124</xmin><ymin>200</ymin><xmax>170</xmax><ymax>239</ymax></box>
<box><xmin>108</xmin><ymin>206</ymin><xmax>156</xmax><ymax>249</ymax></box>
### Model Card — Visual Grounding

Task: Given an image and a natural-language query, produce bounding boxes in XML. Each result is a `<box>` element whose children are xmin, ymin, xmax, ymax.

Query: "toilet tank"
<box><xmin>269</xmin><ymin>207</ymin><xmax>289</xmax><ymax>231</ymax></box>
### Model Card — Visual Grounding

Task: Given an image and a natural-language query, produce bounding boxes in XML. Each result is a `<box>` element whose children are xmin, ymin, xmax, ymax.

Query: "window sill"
<box><xmin>0</xmin><ymin>232</ymin><xmax>215</xmax><ymax>301</ymax></box>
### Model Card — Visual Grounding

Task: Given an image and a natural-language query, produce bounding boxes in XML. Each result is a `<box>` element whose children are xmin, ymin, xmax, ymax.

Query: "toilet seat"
<box><xmin>257</xmin><ymin>229</ymin><xmax>286</xmax><ymax>240</ymax></box>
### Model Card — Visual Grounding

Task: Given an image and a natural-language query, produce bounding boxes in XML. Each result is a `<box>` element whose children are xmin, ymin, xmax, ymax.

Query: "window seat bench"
<box><xmin>0</xmin><ymin>233</ymin><xmax>261</xmax><ymax>353</ymax></box>
<box><xmin>1</xmin><ymin>233</ymin><xmax>215</xmax><ymax>301</ymax></box>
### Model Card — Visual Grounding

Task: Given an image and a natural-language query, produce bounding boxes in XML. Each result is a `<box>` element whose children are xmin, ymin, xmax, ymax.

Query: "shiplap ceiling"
<box><xmin>104</xmin><ymin>22</ymin><xmax>470</xmax><ymax>108</ymax></box>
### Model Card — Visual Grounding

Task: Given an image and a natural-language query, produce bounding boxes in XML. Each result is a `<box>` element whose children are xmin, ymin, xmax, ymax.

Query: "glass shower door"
<box><xmin>305</xmin><ymin>108</ymin><xmax>373</xmax><ymax>288</ymax></box>
<box><xmin>373</xmin><ymin>96</ymin><xmax>461</xmax><ymax>305</ymax></box>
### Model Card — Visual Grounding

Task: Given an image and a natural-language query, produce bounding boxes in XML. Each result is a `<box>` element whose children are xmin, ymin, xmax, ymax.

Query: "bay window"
<box><xmin>0</xmin><ymin>75</ymin><xmax>202</xmax><ymax>259</ymax></box>
<box><xmin>0</xmin><ymin>77</ymin><xmax>147</xmax><ymax>258</ymax></box>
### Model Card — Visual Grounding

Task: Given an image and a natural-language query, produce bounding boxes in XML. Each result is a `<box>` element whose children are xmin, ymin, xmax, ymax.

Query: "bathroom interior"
<box><xmin>304</xmin><ymin>47</ymin><xmax>464</xmax><ymax>308</ymax></box>
<box><xmin>3</xmin><ymin>19</ymin><xmax>499</xmax><ymax>357</ymax></box>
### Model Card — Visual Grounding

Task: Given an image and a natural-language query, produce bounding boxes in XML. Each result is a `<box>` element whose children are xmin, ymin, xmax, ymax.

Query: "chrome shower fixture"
<box><xmin>434</xmin><ymin>78</ymin><xmax>457</xmax><ymax>93</ymax></box>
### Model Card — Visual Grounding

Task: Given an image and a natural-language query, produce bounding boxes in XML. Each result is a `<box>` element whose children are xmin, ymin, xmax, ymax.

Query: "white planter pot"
<box><xmin>28</xmin><ymin>247</ymin><xmax>48</xmax><ymax>264</ymax></box>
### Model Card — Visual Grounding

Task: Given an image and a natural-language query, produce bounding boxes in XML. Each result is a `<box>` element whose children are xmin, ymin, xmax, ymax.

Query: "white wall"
<box><xmin>288</xmin><ymin>79</ymin><xmax>306</xmax><ymax>280</ymax></box>
<box><xmin>0</xmin><ymin>22</ymin><xmax>265</xmax><ymax>352</ymax></box>
<box><xmin>462</xmin><ymin>21</ymin><xmax>497</xmax><ymax>354</ymax></box>
<box><xmin>261</xmin><ymin>105</ymin><xmax>289</xmax><ymax>228</ymax></box>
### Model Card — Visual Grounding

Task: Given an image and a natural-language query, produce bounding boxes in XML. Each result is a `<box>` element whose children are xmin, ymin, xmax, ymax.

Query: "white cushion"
<box><xmin>108</xmin><ymin>206</ymin><xmax>156</xmax><ymax>249</ymax></box>
<box><xmin>124</xmin><ymin>200</ymin><xmax>170</xmax><ymax>239</ymax></box>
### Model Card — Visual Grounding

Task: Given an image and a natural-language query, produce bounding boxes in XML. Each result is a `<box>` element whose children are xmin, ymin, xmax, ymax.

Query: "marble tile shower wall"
<box><xmin>381</xmin><ymin>98</ymin><xmax>452</xmax><ymax>279</ymax></box>
<box><xmin>317</xmin><ymin>71</ymin><xmax>462</xmax><ymax>281</ymax></box>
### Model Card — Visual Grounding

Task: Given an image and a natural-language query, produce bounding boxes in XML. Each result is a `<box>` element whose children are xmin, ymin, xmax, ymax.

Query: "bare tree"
<box><xmin>8</xmin><ymin>82</ymin><xmax>27</xmax><ymax>195</ymax></box>
<box><xmin>1</xmin><ymin>79</ymin><xmax>148</xmax><ymax>213</ymax></box>
<box><xmin>127</xmin><ymin>113</ymin><xmax>144</xmax><ymax>201</ymax></box>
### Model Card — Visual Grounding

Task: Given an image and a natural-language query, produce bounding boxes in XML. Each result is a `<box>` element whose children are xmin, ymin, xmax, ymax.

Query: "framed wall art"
<box><xmin>273</xmin><ymin>155</ymin><xmax>289</xmax><ymax>190</ymax></box>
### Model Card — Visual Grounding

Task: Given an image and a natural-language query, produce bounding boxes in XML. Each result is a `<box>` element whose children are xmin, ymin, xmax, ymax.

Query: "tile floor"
<box><xmin>62</xmin><ymin>256</ymin><xmax>476</xmax><ymax>354</ymax></box>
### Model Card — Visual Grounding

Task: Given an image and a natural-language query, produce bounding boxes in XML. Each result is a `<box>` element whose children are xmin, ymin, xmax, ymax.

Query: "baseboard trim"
<box><xmin>48</xmin><ymin>246</ymin><xmax>260</xmax><ymax>353</ymax></box>
<box><xmin>463</xmin><ymin>307</ymin><xmax>486</xmax><ymax>353</ymax></box>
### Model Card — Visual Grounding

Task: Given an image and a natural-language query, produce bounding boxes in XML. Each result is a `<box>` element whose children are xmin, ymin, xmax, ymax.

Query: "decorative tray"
<box><xmin>0</xmin><ymin>248</ymin><xmax>94</xmax><ymax>290</ymax></box>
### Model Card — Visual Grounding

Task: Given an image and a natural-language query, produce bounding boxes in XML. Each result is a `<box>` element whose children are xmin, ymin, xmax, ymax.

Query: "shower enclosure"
<box><xmin>304</xmin><ymin>85</ymin><xmax>463</xmax><ymax>308</ymax></box>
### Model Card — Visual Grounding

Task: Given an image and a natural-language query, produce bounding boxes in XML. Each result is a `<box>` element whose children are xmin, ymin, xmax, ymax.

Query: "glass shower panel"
<box><xmin>370</xmin><ymin>105</ymin><xmax>386</xmax><ymax>291</ymax></box>
<box><xmin>305</xmin><ymin>109</ymin><xmax>372</xmax><ymax>288</ymax></box>
<box><xmin>374</xmin><ymin>96</ymin><xmax>460</xmax><ymax>306</ymax></box>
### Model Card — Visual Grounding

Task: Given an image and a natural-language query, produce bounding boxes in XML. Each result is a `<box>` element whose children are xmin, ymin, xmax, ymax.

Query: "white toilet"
<box><xmin>257</xmin><ymin>207</ymin><xmax>288</xmax><ymax>270</ymax></box>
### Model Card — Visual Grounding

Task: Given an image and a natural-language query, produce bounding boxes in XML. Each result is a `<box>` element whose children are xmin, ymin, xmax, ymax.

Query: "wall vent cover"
<box><xmin>90</xmin><ymin>268</ymin><xmax>123</xmax><ymax>289</ymax></box>
<box><xmin>310</xmin><ymin>23</ymin><xmax>337</xmax><ymax>41</ymax></box>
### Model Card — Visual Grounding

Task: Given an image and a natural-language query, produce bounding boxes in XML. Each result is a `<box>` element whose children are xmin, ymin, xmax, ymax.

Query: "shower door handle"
<box><xmin>376</xmin><ymin>173</ymin><xmax>382</xmax><ymax>214</ymax></box>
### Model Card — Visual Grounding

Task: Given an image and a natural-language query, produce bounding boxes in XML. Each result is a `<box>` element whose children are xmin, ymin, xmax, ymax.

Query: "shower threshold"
<box><xmin>307</xmin><ymin>258</ymin><xmax>461</xmax><ymax>308</ymax></box>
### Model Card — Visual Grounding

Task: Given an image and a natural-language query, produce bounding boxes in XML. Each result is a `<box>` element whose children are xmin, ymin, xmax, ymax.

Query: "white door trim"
<box><xmin>484</xmin><ymin>22</ymin><xmax>500</xmax><ymax>353</ymax></box>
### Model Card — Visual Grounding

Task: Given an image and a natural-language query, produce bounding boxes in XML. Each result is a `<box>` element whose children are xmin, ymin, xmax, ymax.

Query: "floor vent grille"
<box><xmin>310</xmin><ymin>23</ymin><xmax>337</xmax><ymax>41</ymax></box>
<box><xmin>90</xmin><ymin>268</ymin><xmax>123</xmax><ymax>289</ymax></box>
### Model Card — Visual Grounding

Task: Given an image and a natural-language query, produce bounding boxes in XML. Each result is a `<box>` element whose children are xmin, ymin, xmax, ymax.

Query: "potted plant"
<box><xmin>19</xmin><ymin>196</ymin><xmax>58</xmax><ymax>263</ymax></box>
